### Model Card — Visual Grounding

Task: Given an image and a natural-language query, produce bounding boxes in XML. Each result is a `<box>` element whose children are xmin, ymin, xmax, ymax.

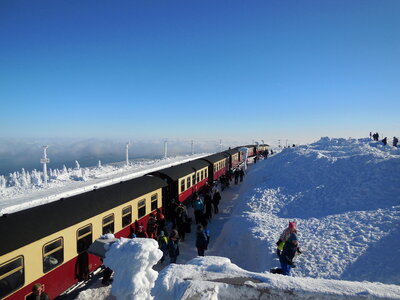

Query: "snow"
<box><xmin>12</xmin><ymin>137</ymin><xmax>400</xmax><ymax>299</ymax></box>
<box><xmin>0</xmin><ymin>153</ymin><xmax>210</xmax><ymax>216</ymax></box>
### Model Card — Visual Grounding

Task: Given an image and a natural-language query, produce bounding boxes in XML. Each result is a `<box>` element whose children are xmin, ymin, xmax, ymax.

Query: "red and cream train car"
<box><xmin>0</xmin><ymin>176</ymin><xmax>166</xmax><ymax>300</ymax></box>
<box><xmin>201</xmin><ymin>153</ymin><xmax>229</xmax><ymax>183</ymax></box>
<box><xmin>223</xmin><ymin>149</ymin><xmax>240</xmax><ymax>170</ymax></box>
<box><xmin>151</xmin><ymin>159</ymin><xmax>209</xmax><ymax>204</ymax></box>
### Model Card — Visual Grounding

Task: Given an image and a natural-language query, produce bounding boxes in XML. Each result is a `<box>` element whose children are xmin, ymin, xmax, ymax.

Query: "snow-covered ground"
<box><xmin>0</xmin><ymin>153</ymin><xmax>210</xmax><ymax>216</ymax></box>
<box><xmin>73</xmin><ymin>137</ymin><xmax>400</xmax><ymax>299</ymax></box>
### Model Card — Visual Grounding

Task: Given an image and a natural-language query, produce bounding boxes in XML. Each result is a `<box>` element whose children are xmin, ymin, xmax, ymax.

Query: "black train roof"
<box><xmin>201</xmin><ymin>153</ymin><xmax>229</xmax><ymax>164</ymax></box>
<box><xmin>0</xmin><ymin>175</ymin><xmax>166</xmax><ymax>255</ymax></box>
<box><xmin>151</xmin><ymin>159</ymin><xmax>210</xmax><ymax>181</ymax></box>
<box><xmin>223</xmin><ymin>149</ymin><xmax>239</xmax><ymax>156</ymax></box>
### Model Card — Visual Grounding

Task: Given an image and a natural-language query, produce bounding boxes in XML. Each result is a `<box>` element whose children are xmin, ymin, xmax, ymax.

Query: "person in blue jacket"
<box><xmin>195</xmin><ymin>225</ymin><xmax>209</xmax><ymax>256</ymax></box>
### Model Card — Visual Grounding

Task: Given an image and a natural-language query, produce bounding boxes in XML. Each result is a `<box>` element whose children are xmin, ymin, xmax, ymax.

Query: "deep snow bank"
<box><xmin>153</xmin><ymin>256</ymin><xmax>400</xmax><ymax>299</ymax></box>
<box><xmin>213</xmin><ymin>138</ymin><xmax>400</xmax><ymax>284</ymax></box>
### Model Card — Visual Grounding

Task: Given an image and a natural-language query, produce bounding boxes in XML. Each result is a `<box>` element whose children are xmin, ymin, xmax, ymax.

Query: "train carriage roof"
<box><xmin>200</xmin><ymin>153</ymin><xmax>229</xmax><ymax>164</ymax></box>
<box><xmin>151</xmin><ymin>159</ymin><xmax>209</xmax><ymax>181</ymax></box>
<box><xmin>0</xmin><ymin>175</ymin><xmax>166</xmax><ymax>256</ymax></box>
<box><xmin>223</xmin><ymin>149</ymin><xmax>239</xmax><ymax>156</ymax></box>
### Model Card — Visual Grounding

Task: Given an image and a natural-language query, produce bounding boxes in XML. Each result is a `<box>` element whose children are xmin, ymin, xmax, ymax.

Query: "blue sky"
<box><xmin>1</xmin><ymin>0</ymin><xmax>399</xmax><ymax>144</ymax></box>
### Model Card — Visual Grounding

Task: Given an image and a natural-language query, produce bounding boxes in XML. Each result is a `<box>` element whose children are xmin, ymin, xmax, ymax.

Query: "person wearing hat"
<box><xmin>27</xmin><ymin>283</ymin><xmax>50</xmax><ymax>300</ymax></box>
<box><xmin>279</xmin><ymin>232</ymin><xmax>301</xmax><ymax>276</ymax></box>
<box><xmin>157</xmin><ymin>231</ymin><xmax>168</xmax><ymax>263</ymax></box>
<box><xmin>276</xmin><ymin>221</ymin><xmax>297</xmax><ymax>256</ymax></box>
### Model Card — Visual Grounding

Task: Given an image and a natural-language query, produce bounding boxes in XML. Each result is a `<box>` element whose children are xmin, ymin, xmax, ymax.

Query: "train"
<box><xmin>0</xmin><ymin>144</ymin><xmax>269</xmax><ymax>300</ymax></box>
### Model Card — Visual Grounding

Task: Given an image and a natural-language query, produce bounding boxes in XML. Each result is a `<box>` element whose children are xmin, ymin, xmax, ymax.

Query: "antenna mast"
<box><xmin>125</xmin><ymin>142</ymin><xmax>130</xmax><ymax>166</ymax></box>
<box><xmin>164</xmin><ymin>139</ymin><xmax>168</xmax><ymax>159</ymax></box>
<box><xmin>40</xmin><ymin>145</ymin><xmax>50</xmax><ymax>186</ymax></box>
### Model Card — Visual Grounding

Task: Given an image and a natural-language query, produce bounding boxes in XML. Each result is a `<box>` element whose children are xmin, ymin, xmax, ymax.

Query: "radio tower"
<box><xmin>164</xmin><ymin>139</ymin><xmax>168</xmax><ymax>159</ymax></box>
<box><xmin>40</xmin><ymin>146</ymin><xmax>50</xmax><ymax>186</ymax></box>
<box><xmin>125</xmin><ymin>142</ymin><xmax>130</xmax><ymax>166</ymax></box>
<box><xmin>219</xmin><ymin>139</ymin><xmax>222</xmax><ymax>152</ymax></box>
<box><xmin>191</xmin><ymin>140</ymin><xmax>194</xmax><ymax>155</ymax></box>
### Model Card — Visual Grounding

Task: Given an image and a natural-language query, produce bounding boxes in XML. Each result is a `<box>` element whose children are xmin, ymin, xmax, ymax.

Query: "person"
<box><xmin>204</xmin><ymin>192</ymin><xmax>213</xmax><ymax>221</ymax></box>
<box><xmin>193</xmin><ymin>195</ymin><xmax>204</xmax><ymax>224</ymax></box>
<box><xmin>393</xmin><ymin>136</ymin><xmax>398</xmax><ymax>147</ymax></box>
<box><xmin>276</xmin><ymin>221</ymin><xmax>297</xmax><ymax>256</ymax></box>
<box><xmin>156</xmin><ymin>208</ymin><xmax>166</xmax><ymax>235</ymax></box>
<box><xmin>157</xmin><ymin>231</ymin><xmax>168</xmax><ymax>263</ymax></box>
<box><xmin>168</xmin><ymin>230</ymin><xmax>180</xmax><ymax>263</ymax></box>
<box><xmin>239</xmin><ymin>168</ymin><xmax>245</xmax><ymax>182</ymax></box>
<box><xmin>195</xmin><ymin>225</ymin><xmax>209</xmax><ymax>256</ymax></box>
<box><xmin>234</xmin><ymin>169</ymin><xmax>240</xmax><ymax>184</ymax></box>
<box><xmin>75</xmin><ymin>243</ymin><xmax>89</xmax><ymax>281</ymax></box>
<box><xmin>279</xmin><ymin>233</ymin><xmax>301</xmax><ymax>276</ymax></box>
<box><xmin>147</xmin><ymin>213</ymin><xmax>158</xmax><ymax>239</ymax></box>
<box><xmin>175</xmin><ymin>205</ymin><xmax>188</xmax><ymax>241</ymax></box>
<box><xmin>26</xmin><ymin>283</ymin><xmax>50</xmax><ymax>300</ymax></box>
<box><xmin>136</xmin><ymin>224</ymin><xmax>148</xmax><ymax>238</ymax></box>
<box><xmin>212</xmin><ymin>191</ymin><xmax>221</xmax><ymax>214</ymax></box>
<box><xmin>382</xmin><ymin>137</ymin><xmax>387</xmax><ymax>146</ymax></box>
<box><xmin>254</xmin><ymin>155</ymin><xmax>258</xmax><ymax>164</ymax></box>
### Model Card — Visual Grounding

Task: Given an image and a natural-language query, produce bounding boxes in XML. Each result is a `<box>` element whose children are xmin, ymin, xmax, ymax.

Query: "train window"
<box><xmin>102</xmin><ymin>214</ymin><xmax>115</xmax><ymax>235</ymax></box>
<box><xmin>213</xmin><ymin>165</ymin><xmax>216</xmax><ymax>173</ymax></box>
<box><xmin>192</xmin><ymin>174</ymin><xmax>196</xmax><ymax>185</ymax></box>
<box><xmin>201</xmin><ymin>170</ymin><xmax>204</xmax><ymax>180</ymax></box>
<box><xmin>0</xmin><ymin>256</ymin><xmax>24</xmax><ymax>299</ymax></box>
<box><xmin>180</xmin><ymin>179</ymin><xmax>185</xmax><ymax>192</ymax></box>
<box><xmin>205</xmin><ymin>169</ymin><xmax>208</xmax><ymax>178</ymax></box>
<box><xmin>122</xmin><ymin>206</ymin><xmax>132</xmax><ymax>228</ymax></box>
<box><xmin>43</xmin><ymin>238</ymin><xmax>64</xmax><ymax>273</ymax></box>
<box><xmin>77</xmin><ymin>224</ymin><xmax>92</xmax><ymax>253</ymax></box>
<box><xmin>138</xmin><ymin>199</ymin><xmax>146</xmax><ymax>219</ymax></box>
<box><xmin>151</xmin><ymin>194</ymin><xmax>158</xmax><ymax>211</ymax></box>
<box><xmin>186</xmin><ymin>176</ymin><xmax>191</xmax><ymax>189</ymax></box>
<box><xmin>196</xmin><ymin>172</ymin><xmax>200</xmax><ymax>183</ymax></box>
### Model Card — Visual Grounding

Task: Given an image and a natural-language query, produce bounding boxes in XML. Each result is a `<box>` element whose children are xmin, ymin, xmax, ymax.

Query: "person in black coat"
<box><xmin>204</xmin><ymin>192</ymin><xmax>213</xmax><ymax>221</ymax></box>
<box><xmin>279</xmin><ymin>233</ymin><xmax>301</xmax><ymax>276</ymax></box>
<box><xmin>234</xmin><ymin>169</ymin><xmax>240</xmax><ymax>184</ymax></box>
<box><xmin>195</xmin><ymin>225</ymin><xmax>209</xmax><ymax>256</ymax></box>
<box><xmin>168</xmin><ymin>230</ymin><xmax>180</xmax><ymax>263</ymax></box>
<box><xmin>239</xmin><ymin>169</ymin><xmax>245</xmax><ymax>182</ymax></box>
<box><xmin>212</xmin><ymin>191</ymin><xmax>221</xmax><ymax>214</ymax></box>
<box><xmin>394</xmin><ymin>137</ymin><xmax>399</xmax><ymax>147</ymax></box>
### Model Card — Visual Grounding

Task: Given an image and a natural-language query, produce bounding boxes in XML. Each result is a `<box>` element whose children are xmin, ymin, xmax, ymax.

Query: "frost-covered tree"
<box><xmin>81</xmin><ymin>168</ymin><xmax>88</xmax><ymax>181</ymax></box>
<box><xmin>31</xmin><ymin>169</ymin><xmax>43</xmax><ymax>186</ymax></box>
<box><xmin>9</xmin><ymin>172</ymin><xmax>20</xmax><ymax>187</ymax></box>
<box><xmin>98</xmin><ymin>160</ymin><xmax>102</xmax><ymax>168</ymax></box>
<box><xmin>62</xmin><ymin>165</ymin><xmax>68</xmax><ymax>174</ymax></box>
<box><xmin>20</xmin><ymin>168</ymin><xmax>29</xmax><ymax>187</ymax></box>
<box><xmin>75</xmin><ymin>160</ymin><xmax>80</xmax><ymax>170</ymax></box>
<box><xmin>0</xmin><ymin>175</ymin><xmax>6</xmax><ymax>189</ymax></box>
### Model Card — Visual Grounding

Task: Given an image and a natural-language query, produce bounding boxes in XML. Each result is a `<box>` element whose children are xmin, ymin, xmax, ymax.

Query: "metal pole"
<box><xmin>164</xmin><ymin>139</ymin><xmax>168</xmax><ymax>159</ymax></box>
<box><xmin>191</xmin><ymin>140</ymin><xmax>194</xmax><ymax>155</ymax></box>
<box><xmin>41</xmin><ymin>146</ymin><xmax>50</xmax><ymax>186</ymax></box>
<box><xmin>125</xmin><ymin>142</ymin><xmax>130</xmax><ymax>166</ymax></box>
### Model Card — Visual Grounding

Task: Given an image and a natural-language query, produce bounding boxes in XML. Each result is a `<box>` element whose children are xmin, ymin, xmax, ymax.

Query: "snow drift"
<box><xmin>212</xmin><ymin>138</ymin><xmax>400</xmax><ymax>284</ymax></box>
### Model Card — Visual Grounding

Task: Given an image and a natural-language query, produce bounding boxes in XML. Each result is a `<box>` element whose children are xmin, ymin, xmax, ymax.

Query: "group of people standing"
<box><xmin>370</xmin><ymin>132</ymin><xmax>398</xmax><ymax>147</ymax></box>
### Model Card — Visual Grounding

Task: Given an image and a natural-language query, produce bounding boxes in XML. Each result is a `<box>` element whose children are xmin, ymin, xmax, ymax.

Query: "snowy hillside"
<box><xmin>212</xmin><ymin>137</ymin><xmax>400</xmax><ymax>284</ymax></box>
<box><xmin>74</xmin><ymin>137</ymin><xmax>400</xmax><ymax>300</ymax></box>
